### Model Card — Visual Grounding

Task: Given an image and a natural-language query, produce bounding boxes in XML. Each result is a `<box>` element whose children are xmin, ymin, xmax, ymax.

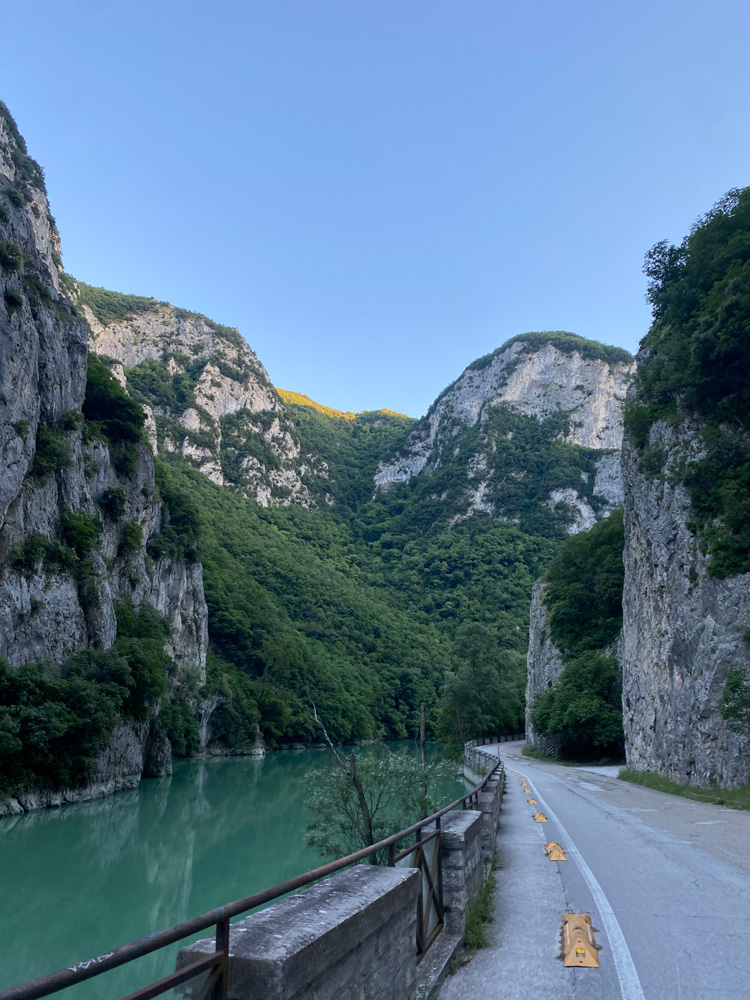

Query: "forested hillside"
<box><xmin>72</xmin><ymin>293</ymin><xmax>635</xmax><ymax>751</ymax></box>
<box><xmin>149</xmin><ymin>351</ymin><xmax>633</xmax><ymax>749</ymax></box>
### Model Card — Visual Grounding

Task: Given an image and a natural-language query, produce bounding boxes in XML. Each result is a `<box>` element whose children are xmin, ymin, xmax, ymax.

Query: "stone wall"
<box><xmin>178</xmin><ymin>866</ymin><xmax>420</xmax><ymax>1000</ymax></box>
<box><xmin>440</xmin><ymin>810</ymin><xmax>485</xmax><ymax>937</ymax></box>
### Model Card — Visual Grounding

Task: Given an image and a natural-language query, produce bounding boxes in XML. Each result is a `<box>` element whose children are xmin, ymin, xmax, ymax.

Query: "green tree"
<box><xmin>627</xmin><ymin>187</ymin><xmax>750</xmax><ymax>575</ymax></box>
<box><xmin>437</xmin><ymin>623</ymin><xmax>524</xmax><ymax>747</ymax></box>
<box><xmin>543</xmin><ymin>509</ymin><xmax>625</xmax><ymax>658</ymax></box>
<box><xmin>531</xmin><ymin>652</ymin><xmax>623</xmax><ymax>757</ymax></box>
<box><xmin>719</xmin><ymin>668</ymin><xmax>750</xmax><ymax>736</ymax></box>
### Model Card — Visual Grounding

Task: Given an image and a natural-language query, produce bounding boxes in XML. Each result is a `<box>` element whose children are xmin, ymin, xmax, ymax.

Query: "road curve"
<box><xmin>439</xmin><ymin>741</ymin><xmax>750</xmax><ymax>1000</ymax></box>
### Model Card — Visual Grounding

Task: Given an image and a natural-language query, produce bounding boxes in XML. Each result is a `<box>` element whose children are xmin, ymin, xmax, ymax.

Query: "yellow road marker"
<box><xmin>544</xmin><ymin>842</ymin><xmax>568</xmax><ymax>861</ymax></box>
<box><xmin>561</xmin><ymin>913</ymin><xmax>600</xmax><ymax>968</ymax></box>
<box><xmin>527</xmin><ymin>797</ymin><xmax>538</xmax><ymax>804</ymax></box>
<box><xmin>532</xmin><ymin>812</ymin><xmax>548</xmax><ymax>822</ymax></box>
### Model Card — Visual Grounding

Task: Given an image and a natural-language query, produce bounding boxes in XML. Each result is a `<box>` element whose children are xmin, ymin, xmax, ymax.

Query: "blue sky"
<box><xmin>2</xmin><ymin>1</ymin><xmax>749</xmax><ymax>417</ymax></box>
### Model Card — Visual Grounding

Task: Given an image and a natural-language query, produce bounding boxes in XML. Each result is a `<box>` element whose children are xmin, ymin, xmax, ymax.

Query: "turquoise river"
<box><xmin>0</xmin><ymin>744</ymin><xmax>463</xmax><ymax>998</ymax></box>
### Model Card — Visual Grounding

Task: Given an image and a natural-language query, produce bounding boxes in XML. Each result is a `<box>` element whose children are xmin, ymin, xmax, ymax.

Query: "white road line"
<box><xmin>518</xmin><ymin>766</ymin><xmax>646</xmax><ymax>1000</ymax></box>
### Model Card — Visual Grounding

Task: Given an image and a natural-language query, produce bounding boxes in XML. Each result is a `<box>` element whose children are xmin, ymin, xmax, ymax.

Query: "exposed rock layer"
<box><xmin>524</xmin><ymin>581</ymin><xmax>565</xmax><ymax>755</ymax></box>
<box><xmin>0</xmin><ymin>105</ymin><xmax>209</xmax><ymax>813</ymax></box>
<box><xmin>621</xmin><ymin>421</ymin><xmax>750</xmax><ymax>788</ymax></box>
<box><xmin>85</xmin><ymin>302</ymin><xmax>328</xmax><ymax>506</ymax></box>
<box><xmin>375</xmin><ymin>338</ymin><xmax>634</xmax><ymax>530</ymax></box>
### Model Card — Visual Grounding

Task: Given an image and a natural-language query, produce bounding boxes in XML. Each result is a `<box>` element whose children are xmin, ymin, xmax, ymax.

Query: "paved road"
<box><xmin>440</xmin><ymin>742</ymin><xmax>750</xmax><ymax>1000</ymax></box>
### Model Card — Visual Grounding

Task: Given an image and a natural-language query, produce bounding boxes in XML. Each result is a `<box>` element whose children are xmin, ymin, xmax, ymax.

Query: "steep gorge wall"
<box><xmin>0</xmin><ymin>105</ymin><xmax>209</xmax><ymax>813</ymax></box>
<box><xmin>621</xmin><ymin>420</ymin><xmax>750</xmax><ymax>788</ymax></box>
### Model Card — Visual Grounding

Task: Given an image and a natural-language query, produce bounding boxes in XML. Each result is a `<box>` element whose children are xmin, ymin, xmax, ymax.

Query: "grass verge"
<box><xmin>522</xmin><ymin>746</ymin><xmax>625</xmax><ymax>768</ymax></box>
<box><xmin>522</xmin><ymin>746</ymin><xmax>559</xmax><ymax>762</ymax></box>
<box><xmin>463</xmin><ymin>869</ymin><xmax>497</xmax><ymax>950</ymax></box>
<box><xmin>619</xmin><ymin>769</ymin><xmax>750</xmax><ymax>811</ymax></box>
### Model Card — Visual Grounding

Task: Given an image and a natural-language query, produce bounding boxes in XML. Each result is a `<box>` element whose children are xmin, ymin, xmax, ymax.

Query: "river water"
<box><xmin>0</xmin><ymin>744</ymin><xmax>463</xmax><ymax>997</ymax></box>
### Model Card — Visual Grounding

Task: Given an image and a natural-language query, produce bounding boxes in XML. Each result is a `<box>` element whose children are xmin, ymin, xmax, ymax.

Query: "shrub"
<box><xmin>32</xmin><ymin>425</ymin><xmax>70</xmax><ymax>478</ymax></box>
<box><xmin>119</xmin><ymin>521</ymin><xmax>142</xmax><ymax>556</ymax></box>
<box><xmin>3</xmin><ymin>188</ymin><xmax>25</xmax><ymax>209</ymax></box>
<box><xmin>75</xmin><ymin>282</ymin><xmax>161</xmax><ymax>325</ymax></box>
<box><xmin>59</xmin><ymin>410</ymin><xmax>84</xmax><ymax>432</ymax></box>
<box><xmin>0</xmin><ymin>656</ymin><xmax>124</xmax><ymax>793</ymax></box>
<box><xmin>60</xmin><ymin>508</ymin><xmax>102</xmax><ymax>556</ymax></box>
<box><xmin>127</xmin><ymin>358</ymin><xmax>197</xmax><ymax>414</ymax></box>
<box><xmin>83</xmin><ymin>354</ymin><xmax>144</xmax><ymax>476</ymax></box>
<box><xmin>0</xmin><ymin>241</ymin><xmax>23</xmax><ymax>271</ymax></box>
<box><xmin>22</xmin><ymin>273</ymin><xmax>52</xmax><ymax>306</ymax></box>
<box><xmin>97</xmin><ymin>487</ymin><xmax>126</xmax><ymax>521</ymax></box>
<box><xmin>4</xmin><ymin>289</ymin><xmax>22</xmax><ymax>313</ymax></box>
<box><xmin>148</xmin><ymin>461</ymin><xmax>201</xmax><ymax>561</ymax></box>
<box><xmin>159</xmin><ymin>701</ymin><xmax>200</xmax><ymax>756</ymax></box>
<box><xmin>113</xmin><ymin>602</ymin><xmax>171</xmax><ymax>720</ymax></box>
<box><xmin>8</xmin><ymin>534</ymin><xmax>48</xmax><ymax>573</ymax></box>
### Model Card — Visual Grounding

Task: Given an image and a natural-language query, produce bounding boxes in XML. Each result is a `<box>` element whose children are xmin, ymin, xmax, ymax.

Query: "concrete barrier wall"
<box><xmin>177</xmin><ymin>866</ymin><xmax>420</xmax><ymax>1000</ymax></box>
<box><xmin>175</xmin><ymin>752</ymin><xmax>506</xmax><ymax>1000</ymax></box>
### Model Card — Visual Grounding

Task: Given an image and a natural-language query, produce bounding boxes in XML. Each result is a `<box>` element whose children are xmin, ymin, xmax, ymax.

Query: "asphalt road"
<box><xmin>439</xmin><ymin>742</ymin><xmax>750</xmax><ymax>1000</ymax></box>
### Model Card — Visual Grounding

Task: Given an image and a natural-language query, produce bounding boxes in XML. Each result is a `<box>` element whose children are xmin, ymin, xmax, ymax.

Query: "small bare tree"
<box><xmin>306</xmin><ymin>703</ymin><xmax>456</xmax><ymax>862</ymax></box>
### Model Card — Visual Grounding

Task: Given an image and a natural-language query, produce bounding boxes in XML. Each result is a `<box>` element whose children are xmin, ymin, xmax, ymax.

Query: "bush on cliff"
<box><xmin>83</xmin><ymin>354</ymin><xmax>145</xmax><ymax>476</ymax></box>
<box><xmin>626</xmin><ymin>187</ymin><xmax>750</xmax><ymax>576</ymax></box>
<box><xmin>0</xmin><ymin>603</ymin><xmax>181</xmax><ymax>796</ymax></box>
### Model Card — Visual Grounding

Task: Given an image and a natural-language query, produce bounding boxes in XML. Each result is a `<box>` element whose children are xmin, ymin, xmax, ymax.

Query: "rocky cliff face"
<box><xmin>376</xmin><ymin>334</ymin><xmax>634</xmax><ymax>532</ymax></box>
<box><xmin>83</xmin><ymin>295</ymin><xmax>329</xmax><ymax>507</ymax></box>
<box><xmin>621</xmin><ymin>418</ymin><xmax>750</xmax><ymax>788</ymax></box>
<box><xmin>0</xmin><ymin>104</ymin><xmax>209</xmax><ymax>813</ymax></box>
<box><xmin>524</xmin><ymin>581</ymin><xmax>565</xmax><ymax>753</ymax></box>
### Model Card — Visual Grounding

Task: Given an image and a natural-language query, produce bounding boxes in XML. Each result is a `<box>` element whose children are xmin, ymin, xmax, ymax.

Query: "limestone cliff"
<box><xmin>621</xmin><ymin>417</ymin><xmax>750</xmax><ymax>788</ymax></box>
<box><xmin>524</xmin><ymin>582</ymin><xmax>565</xmax><ymax>754</ymax></box>
<box><xmin>0</xmin><ymin>103</ymin><xmax>209</xmax><ymax>813</ymax></box>
<box><xmin>376</xmin><ymin>333</ymin><xmax>634</xmax><ymax>533</ymax></box>
<box><xmin>82</xmin><ymin>292</ymin><xmax>329</xmax><ymax>507</ymax></box>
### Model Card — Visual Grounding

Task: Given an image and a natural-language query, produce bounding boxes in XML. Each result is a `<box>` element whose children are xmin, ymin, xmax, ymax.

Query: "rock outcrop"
<box><xmin>524</xmin><ymin>582</ymin><xmax>566</xmax><ymax>754</ymax></box>
<box><xmin>621</xmin><ymin>418</ymin><xmax>750</xmax><ymax>788</ymax></box>
<box><xmin>0</xmin><ymin>103</ymin><xmax>209</xmax><ymax>813</ymax></box>
<box><xmin>83</xmin><ymin>296</ymin><xmax>329</xmax><ymax>506</ymax></box>
<box><xmin>376</xmin><ymin>334</ymin><xmax>634</xmax><ymax>532</ymax></box>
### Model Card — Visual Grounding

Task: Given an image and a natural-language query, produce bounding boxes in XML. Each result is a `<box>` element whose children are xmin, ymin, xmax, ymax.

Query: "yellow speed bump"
<box><xmin>532</xmin><ymin>812</ymin><xmax>548</xmax><ymax>823</ymax></box>
<box><xmin>561</xmin><ymin>913</ymin><xmax>600</xmax><ymax>968</ymax></box>
<box><xmin>544</xmin><ymin>842</ymin><xmax>568</xmax><ymax>861</ymax></box>
<box><xmin>527</xmin><ymin>797</ymin><xmax>538</xmax><ymax>804</ymax></box>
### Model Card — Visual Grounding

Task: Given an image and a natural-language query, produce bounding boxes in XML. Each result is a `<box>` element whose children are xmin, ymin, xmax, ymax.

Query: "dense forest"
<box><xmin>530</xmin><ymin>510</ymin><xmax>625</xmax><ymax>758</ymax></box>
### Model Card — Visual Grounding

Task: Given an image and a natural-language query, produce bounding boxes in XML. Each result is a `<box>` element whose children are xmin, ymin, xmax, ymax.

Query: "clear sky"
<box><xmin>2</xmin><ymin>1</ymin><xmax>749</xmax><ymax>417</ymax></box>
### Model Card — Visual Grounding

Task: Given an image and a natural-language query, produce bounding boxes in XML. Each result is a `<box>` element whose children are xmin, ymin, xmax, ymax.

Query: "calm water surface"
<box><xmin>0</xmin><ymin>744</ymin><xmax>462</xmax><ymax>997</ymax></box>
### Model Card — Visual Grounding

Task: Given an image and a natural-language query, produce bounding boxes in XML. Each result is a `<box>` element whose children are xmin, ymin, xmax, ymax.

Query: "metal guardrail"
<box><xmin>2</xmin><ymin>752</ymin><xmax>505</xmax><ymax>1000</ymax></box>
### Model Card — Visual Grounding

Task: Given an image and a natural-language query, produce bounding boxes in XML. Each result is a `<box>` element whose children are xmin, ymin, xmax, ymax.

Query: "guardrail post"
<box><xmin>213</xmin><ymin>917</ymin><xmax>230</xmax><ymax>1000</ymax></box>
